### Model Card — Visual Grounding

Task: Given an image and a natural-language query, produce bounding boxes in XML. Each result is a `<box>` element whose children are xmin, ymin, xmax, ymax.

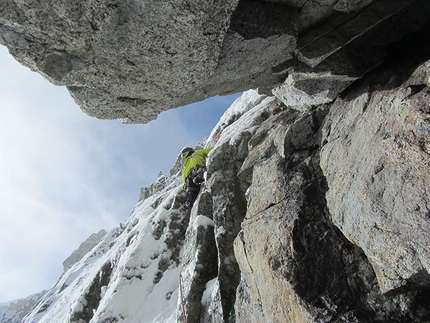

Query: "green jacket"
<box><xmin>181</xmin><ymin>147</ymin><xmax>213</xmax><ymax>187</ymax></box>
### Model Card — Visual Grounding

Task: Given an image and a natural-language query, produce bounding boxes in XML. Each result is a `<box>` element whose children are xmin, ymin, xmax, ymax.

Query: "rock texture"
<box><xmin>1</xmin><ymin>1</ymin><xmax>430</xmax><ymax>323</ymax></box>
<box><xmin>1</xmin><ymin>0</ymin><xmax>430</xmax><ymax>122</ymax></box>
<box><xmin>233</xmin><ymin>73</ymin><xmax>430</xmax><ymax>322</ymax></box>
<box><xmin>320</xmin><ymin>60</ymin><xmax>430</xmax><ymax>295</ymax></box>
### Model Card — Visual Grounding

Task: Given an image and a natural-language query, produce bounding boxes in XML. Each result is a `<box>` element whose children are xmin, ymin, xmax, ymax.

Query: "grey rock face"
<box><xmin>140</xmin><ymin>171</ymin><xmax>175</xmax><ymax>202</ymax></box>
<box><xmin>2</xmin><ymin>0</ymin><xmax>430</xmax><ymax>123</ymax></box>
<box><xmin>2</xmin><ymin>1</ymin><xmax>430</xmax><ymax>323</ymax></box>
<box><xmin>273</xmin><ymin>0</ymin><xmax>430</xmax><ymax>111</ymax></box>
<box><xmin>320</xmin><ymin>57</ymin><xmax>430</xmax><ymax>293</ymax></box>
<box><xmin>0</xmin><ymin>0</ymin><xmax>240</xmax><ymax>122</ymax></box>
<box><xmin>233</xmin><ymin>106</ymin><xmax>406</xmax><ymax>322</ymax></box>
<box><xmin>179</xmin><ymin>54</ymin><xmax>429</xmax><ymax>321</ymax></box>
<box><xmin>187</xmin><ymin>24</ymin><xmax>429</xmax><ymax>322</ymax></box>
<box><xmin>178</xmin><ymin>191</ymin><xmax>218</xmax><ymax>323</ymax></box>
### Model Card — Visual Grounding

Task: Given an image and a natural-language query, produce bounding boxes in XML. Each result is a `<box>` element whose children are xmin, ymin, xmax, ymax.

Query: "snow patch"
<box><xmin>193</xmin><ymin>215</ymin><xmax>214</xmax><ymax>229</ymax></box>
<box><xmin>216</xmin><ymin>226</ymin><xmax>226</xmax><ymax>237</ymax></box>
<box><xmin>201</xmin><ymin>278</ymin><xmax>217</xmax><ymax>305</ymax></box>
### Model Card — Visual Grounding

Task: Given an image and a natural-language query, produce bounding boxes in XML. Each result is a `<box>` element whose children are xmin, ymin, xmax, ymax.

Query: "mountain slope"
<box><xmin>19</xmin><ymin>91</ymin><xmax>272</xmax><ymax>323</ymax></box>
<box><xmin>17</xmin><ymin>68</ymin><xmax>430</xmax><ymax>322</ymax></box>
<box><xmin>0</xmin><ymin>291</ymin><xmax>45</xmax><ymax>323</ymax></box>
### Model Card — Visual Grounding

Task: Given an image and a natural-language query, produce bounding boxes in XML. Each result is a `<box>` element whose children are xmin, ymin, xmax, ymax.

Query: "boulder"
<box><xmin>2</xmin><ymin>0</ymin><xmax>430</xmax><ymax>122</ymax></box>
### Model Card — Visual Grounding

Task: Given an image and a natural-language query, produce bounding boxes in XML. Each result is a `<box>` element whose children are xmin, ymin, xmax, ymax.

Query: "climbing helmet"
<box><xmin>181</xmin><ymin>147</ymin><xmax>194</xmax><ymax>159</ymax></box>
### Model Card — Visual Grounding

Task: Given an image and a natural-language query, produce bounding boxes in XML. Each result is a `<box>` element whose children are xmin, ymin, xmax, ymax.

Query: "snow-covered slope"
<box><xmin>0</xmin><ymin>291</ymin><xmax>45</xmax><ymax>323</ymax></box>
<box><xmin>23</xmin><ymin>175</ymin><xmax>182</xmax><ymax>323</ymax></box>
<box><xmin>19</xmin><ymin>90</ymin><xmax>270</xmax><ymax>323</ymax></box>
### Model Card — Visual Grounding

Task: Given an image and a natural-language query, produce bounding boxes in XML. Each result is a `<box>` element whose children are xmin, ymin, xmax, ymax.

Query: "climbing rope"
<box><xmin>179</xmin><ymin>268</ymin><xmax>188</xmax><ymax>323</ymax></box>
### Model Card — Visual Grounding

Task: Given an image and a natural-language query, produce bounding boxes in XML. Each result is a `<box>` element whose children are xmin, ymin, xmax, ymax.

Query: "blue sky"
<box><xmin>0</xmin><ymin>45</ymin><xmax>240</xmax><ymax>302</ymax></box>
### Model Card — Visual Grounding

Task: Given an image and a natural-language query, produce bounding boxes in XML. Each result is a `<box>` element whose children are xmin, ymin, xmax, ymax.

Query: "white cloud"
<box><xmin>0</xmin><ymin>45</ymin><xmax>240</xmax><ymax>302</ymax></box>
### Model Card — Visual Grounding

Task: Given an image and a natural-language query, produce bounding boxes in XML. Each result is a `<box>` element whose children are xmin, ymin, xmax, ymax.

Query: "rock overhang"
<box><xmin>1</xmin><ymin>0</ymin><xmax>429</xmax><ymax>123</ymax></box>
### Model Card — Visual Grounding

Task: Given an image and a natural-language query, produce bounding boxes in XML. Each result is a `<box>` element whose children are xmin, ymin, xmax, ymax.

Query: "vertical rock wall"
<box><xmin>180</xmin><ymin>53</ymin><xmax>430</xmax><ymax>323</ymax></box>
<box><xmin>320</xmin><ymin>59</ymin><xmax>430</xmax><ymax>293</ymax></box>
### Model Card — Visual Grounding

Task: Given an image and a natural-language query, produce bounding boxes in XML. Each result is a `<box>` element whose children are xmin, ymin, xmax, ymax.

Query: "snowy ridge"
<box><xmin>207</xmin><ymin>90</ymin><xmax>275</xmax><ymax>147</ymax></box>
<box><xmin>63</xmin><ymin>229</ymin><xmax>107</xmax><ymax>272</ymax></box>
<box><xmin>0</xmin><ymin>291</ymin><xmax>46</xmax><ymax>323</ymax></box>
<box><xmin>23</xmin><ymin>171</ymin><xmax>184</xmax><ymax>323</ymax></box>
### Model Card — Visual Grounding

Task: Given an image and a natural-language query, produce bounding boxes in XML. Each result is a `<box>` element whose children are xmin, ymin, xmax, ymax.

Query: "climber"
<box><xmin>181</xmin><ymin>146</ymin><xmax>213</xmax><ymax>208</ymax></box>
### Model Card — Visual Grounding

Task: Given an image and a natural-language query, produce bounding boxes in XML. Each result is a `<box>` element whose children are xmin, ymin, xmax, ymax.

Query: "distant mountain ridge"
<box><xmin>63</xmin><ymin>229</ymin><xmax>107</xmax><ymax>272</ymax></box>
<box><xmin>0</xmin><ymin>291</ymin><xmax>46</xmax><ymax>323</ymax></box>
